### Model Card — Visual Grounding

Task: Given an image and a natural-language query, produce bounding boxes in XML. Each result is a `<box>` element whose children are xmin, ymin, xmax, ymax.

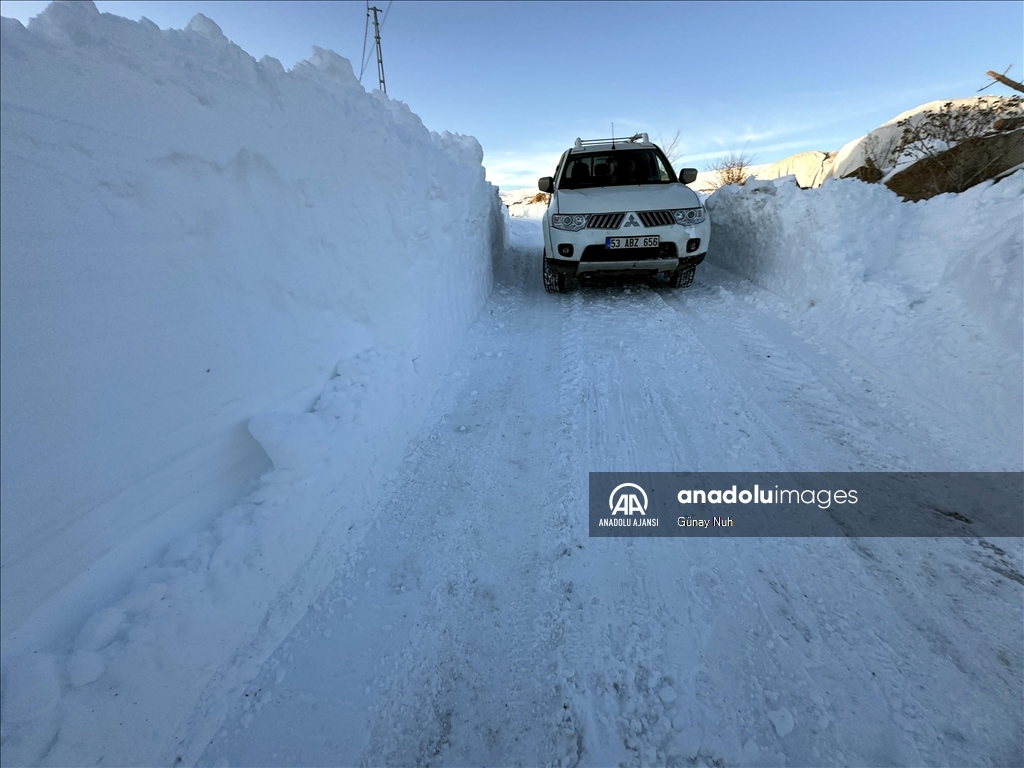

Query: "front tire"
<box><xmin>543</xmin><ymin>257</ymin><xmax>568</xmax><ymax>293</ymax></box>
<box><xmin>668</xmin><ymin>263</ymin><xmax>696</xmax><ymax>289</ymax></box>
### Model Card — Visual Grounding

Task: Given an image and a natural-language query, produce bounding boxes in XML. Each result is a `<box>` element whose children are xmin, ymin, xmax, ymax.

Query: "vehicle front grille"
<box><xmin>637</xmin><ymin>210</ymin><xmax>674</xmax><ymax>227</ymax></box>
<box><xmin>581</xmin><ymin>242</ymin><xmax>679</xmax><ymax>262</ymax></box>
<box><xmin>586</xmin><ymin>213</ymin><xmax>625</xmax><ymax>229</ymax></box>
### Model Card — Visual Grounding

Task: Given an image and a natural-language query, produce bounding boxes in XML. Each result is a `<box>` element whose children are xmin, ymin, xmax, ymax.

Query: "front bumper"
<box><xmin>544</xmin><ymin>217</ymin><xmax>710</xmax><ymax>277</ymax></box>
<box><xmin>547</xmin><ymin>251</ymin><xmax>705</xmax><ymax>276</ymax></box>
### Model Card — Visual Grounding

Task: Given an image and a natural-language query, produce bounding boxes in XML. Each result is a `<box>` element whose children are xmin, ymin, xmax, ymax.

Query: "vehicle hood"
<box><xmin>554</xmin><ymin>184</ymin><xmax>701</xmax><ymax>214</ymax></box>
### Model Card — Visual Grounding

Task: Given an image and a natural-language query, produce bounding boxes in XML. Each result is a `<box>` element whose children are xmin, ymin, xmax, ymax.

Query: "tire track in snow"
<box><xmin>536</xmin><ymin>270</ymin><xmax>1018</xmax><ymax>767</ymax></box>
<box><xmin>547</xmin><ymin>277</ymin><xmax>799</xmax><ymax>766</ymax></box>
<box><xmin>200</xmin><ymin>232</ymin><xmax>1020</xmax><ymax>767</ymax></box>
<box><xmin>202</xmin><ymin>235</ymin><xmax>592</xmax><ymax>767</ymax></box>
<box><xmin>655</xmin><ymin>266</ymin><xmax>961</xmax><ymax>472</ymax></box>
<box><xmin>349</xmin><ymin>244</ymin><xmax>601</xmax><ymax>767</ymax></box>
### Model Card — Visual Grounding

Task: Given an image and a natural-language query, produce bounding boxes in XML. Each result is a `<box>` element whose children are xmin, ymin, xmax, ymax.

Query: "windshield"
<box><xmin>558</xmin><ymin>149</ymin><xmax>674</xmax><ymax>189</ymax></box>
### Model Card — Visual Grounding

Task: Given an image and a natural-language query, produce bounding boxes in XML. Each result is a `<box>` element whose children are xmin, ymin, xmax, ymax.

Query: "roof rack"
<box><xmin>573</xmin><ymin>133</ymin><xmax>649</xmax><ymax>150</ymax></box>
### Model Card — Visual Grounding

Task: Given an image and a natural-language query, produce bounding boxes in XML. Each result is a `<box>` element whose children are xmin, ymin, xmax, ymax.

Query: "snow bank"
<box><xmin>1</xmin><ymin>3</ymin><xmax>503</xmax><ymax>760</ymax></box>
<box><xmin>705</xmin><ymin>173</ymin><xmax>1023</xmax><ymax>469</ymax></box>
<box><xmin>691</xmin><ymin>164</ymin><xmax>769</xmax><ymax>195</ymax></box>
<box><xmin>695</xmin><ymin>154</ymin><xmax>835</xmax><ymax>194</ymax></box>
<box><xmin>499</xmin><ymin>187</ymin><xmax>549</xmax><ymax>218</ymax></box>
<box><xmin>508</xmin><ymin>201</ymin><xmax>548</xmax><ymax>218</ymax></box>
<box><xmin>755</xmin><ymin>150</ymin><xmax>834</xmax><ymax>188</ymax></box>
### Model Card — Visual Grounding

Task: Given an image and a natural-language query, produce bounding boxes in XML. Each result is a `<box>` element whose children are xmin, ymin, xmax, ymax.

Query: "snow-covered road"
<box><xmin>198</xmin><ymin>218</ymin><xmax>1022</xmax><ymax>768</ymax></box>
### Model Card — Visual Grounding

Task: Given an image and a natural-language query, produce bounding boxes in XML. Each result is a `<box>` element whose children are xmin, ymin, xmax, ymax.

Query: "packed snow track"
<box><xmin>197</xmin><ymin>218</ymin><xmax>1022</xmax><ymax>768</ymax></box>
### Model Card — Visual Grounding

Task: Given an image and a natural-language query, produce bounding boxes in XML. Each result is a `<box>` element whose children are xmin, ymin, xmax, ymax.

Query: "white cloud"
<box><xmin>483</xmin><ymin>148</ymin><xmax>563</xmax><ymax>191</ymax></box>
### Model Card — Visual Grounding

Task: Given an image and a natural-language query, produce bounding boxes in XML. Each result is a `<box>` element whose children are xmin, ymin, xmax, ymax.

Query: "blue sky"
<box><xmin>3</xmin><ymin>1</ymin><xmax>1021</xmax><ymax>189</ymax></box>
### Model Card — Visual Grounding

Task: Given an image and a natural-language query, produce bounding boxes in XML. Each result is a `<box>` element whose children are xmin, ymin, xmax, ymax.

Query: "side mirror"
<box><xmin>679</xmin><ymin>168</ymin><xmax>698</xmax><ymax>184</ymax></box>
<box><xmin>538</xmin><ymin>177</ymin><xmax>554</xmax><ymax>193</ymax></box>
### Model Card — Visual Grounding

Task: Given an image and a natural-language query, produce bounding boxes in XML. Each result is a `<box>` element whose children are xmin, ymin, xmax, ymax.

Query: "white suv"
<box><xmin>539</xmin><ymin>134</ymin><xmax>709</xmax><ymax>293</ymax></box>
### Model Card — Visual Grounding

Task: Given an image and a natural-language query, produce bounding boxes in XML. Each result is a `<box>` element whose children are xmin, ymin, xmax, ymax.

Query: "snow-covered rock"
<box><xmin>827</xmin><ymin>96</ymin><xmax>1021</xmax><ymax>181</ymax></box>
<box><xmin>696</xmin><ymin>96</ymin><xmax>1020</xmax><ymax>196</ymax></box>
<box><xmin>500</xmin><ymin>187</ymin><xmax>550</xmax><ymax>218</ymax></box>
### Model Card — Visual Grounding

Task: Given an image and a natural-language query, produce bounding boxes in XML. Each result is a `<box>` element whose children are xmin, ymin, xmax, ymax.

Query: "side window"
<box><xmin>653</xmin><ymin>153</ymin><xmax>672</xmax><ymax>182</ymax></box>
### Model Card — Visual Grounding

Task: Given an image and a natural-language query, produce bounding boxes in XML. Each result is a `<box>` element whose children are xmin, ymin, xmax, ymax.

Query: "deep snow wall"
<box><xmin>0</xmin><ymin>2</ymin><xmax>502</xmax><ymax>644</ymax></box>
<box><xmin>705</xmin><ymin>174</ymin><xmax>1023</xmax><ymax>470</ymax></box>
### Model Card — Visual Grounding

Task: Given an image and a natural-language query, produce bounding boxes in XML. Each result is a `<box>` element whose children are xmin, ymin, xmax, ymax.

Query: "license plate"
<box><xmin>605</xmin><ymin>235</ymin><xmax>659</xmax><ymax>249</ymax></box>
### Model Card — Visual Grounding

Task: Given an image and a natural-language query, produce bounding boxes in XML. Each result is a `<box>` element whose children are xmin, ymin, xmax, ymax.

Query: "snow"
<box><xmin>705</xmin><ymin>172</ymin><xmax>1023</xmax><ymax>469</ymax></box>
<box><xmin>65</xmin><ymin>650</ymin><xmax>105</xmax><ymax>688</ymax></box>
<box><xmin>500</xmin><ymin>186</ymin><xmax>549</xmax><ymax>218</ymax></box>
<box><xmin>695</xmin><ymin>153</ymin><xmax>833</xmax><ymax>194</ymax></box>
<box><xmin>2</xmin><ymin>2</ymin><xmax>502</xmax><ymax>758</ymax></box>
<box><xmin>195</xmin><ymin>216</ymin><xmax>1021</xmax><ymax>768</ymax></box>
<box><xmin>692</xmin><ymin>164</ymin><xmax>771</xmax><ymax>194</ymax></box>
<box><xmin>767</xmin><ymin>707</ymin><xmax>795</xmax><ymax>738</ymax></box>
<box><xmin>756</xmin><ymin>151</ymin><xmax>835</xmax><ymax>188</ymax></box>
<box><xmin>2</xmin><ymin>3</ymin><xmax>1022</xmax><ymax>767</ymax></box>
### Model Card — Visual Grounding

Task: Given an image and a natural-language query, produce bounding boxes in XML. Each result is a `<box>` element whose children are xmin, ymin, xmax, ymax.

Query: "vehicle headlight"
<box><xmin>672</xmin><ymin>207</ymin><xmax>706</xmax><ymax>225</ymax></box>
<box><xmin>551</xmin><ymin>213</ymin><xmax>590</xmax><ymax>231</ymax></box>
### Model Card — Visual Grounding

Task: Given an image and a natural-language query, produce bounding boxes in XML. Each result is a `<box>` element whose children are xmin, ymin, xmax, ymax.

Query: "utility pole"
<box><xmin>369</xmin><ymin>6</ymin><xmax>386</xmax><ymax>93</ymax></box>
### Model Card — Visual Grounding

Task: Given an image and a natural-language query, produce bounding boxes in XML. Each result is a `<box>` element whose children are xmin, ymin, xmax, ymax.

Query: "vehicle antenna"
<box><xmin>611</xmin><ymin>122</ymin><xmax>615</xmax><ymax>149</ymax></box>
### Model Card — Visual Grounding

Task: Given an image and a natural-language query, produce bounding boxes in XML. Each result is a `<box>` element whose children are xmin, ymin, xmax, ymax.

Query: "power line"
<box><xmin>361</xmin><ymin>46</ymin><xmax>375</xmax><ymax>82</ymax></box>
<box><xmin>358</xmin><ymin>2</ymin><xmax>370</xmax><ymax>82</ymax></box>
